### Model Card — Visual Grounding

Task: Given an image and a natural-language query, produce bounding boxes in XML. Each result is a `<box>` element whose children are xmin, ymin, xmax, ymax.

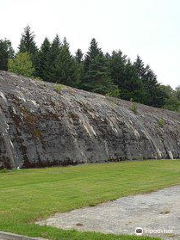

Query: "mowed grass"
<box><xmin>0</xmin><ymin>160</ymin><xmax>180</xmax><ymax>240</ymax></box>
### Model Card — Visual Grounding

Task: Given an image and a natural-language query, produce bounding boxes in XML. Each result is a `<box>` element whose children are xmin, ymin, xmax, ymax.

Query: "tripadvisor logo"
<box><xmin>135</xmin><ymin>227</ymin><xmax>143</xmax><ymax>235</ymax></box>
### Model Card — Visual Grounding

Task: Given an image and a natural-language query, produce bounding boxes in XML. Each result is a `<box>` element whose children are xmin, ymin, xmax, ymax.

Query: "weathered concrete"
<box><xmin>37</xmin><ymin>185</ymin><xmax>180</xmax><ymax>240</ymax></box>
<box><xmin>0</xmin><ymin>231</ymin><xmax>47</xmax><ymax>240</ymax></box>
<box><xmin>0</xmin><ymin>71</ymin><xmax>180</xmax><ymax>168</ymax></box>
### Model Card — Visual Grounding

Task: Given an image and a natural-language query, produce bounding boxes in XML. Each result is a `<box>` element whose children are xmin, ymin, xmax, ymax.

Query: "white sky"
<box><xmin>1</xmin><ymin>0</ymin><xmax>180</xmax><ymax>88</ymax></box>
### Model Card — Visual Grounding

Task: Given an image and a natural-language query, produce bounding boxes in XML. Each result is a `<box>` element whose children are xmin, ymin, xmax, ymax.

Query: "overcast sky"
<box><xmin>1</xmin><ymin>0</ymin><xmax>180</xmax><ymax>88</ymax></box>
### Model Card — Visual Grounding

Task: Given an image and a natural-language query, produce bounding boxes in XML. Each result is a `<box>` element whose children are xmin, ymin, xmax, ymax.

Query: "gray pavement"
<box><xmin>37</xmin><ymin>185</ymin><xmax>180</xmax><ymax>240</ymax></box>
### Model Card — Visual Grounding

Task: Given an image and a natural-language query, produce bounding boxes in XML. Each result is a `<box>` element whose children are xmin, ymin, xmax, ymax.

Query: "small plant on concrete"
<box><xmin>34</xmin><ymin>77</ymin><xmax>43</xmax><ymax>82</ymax></box>
<box><xmin>158</xmin><ymin>118</ymin><xmax>165</xmax><ymax>127</ymax></box>
<box><xmin>160</xmin><ymin>209</ymin><xmax>170</xmax><ymax>214</ymax></box>
<box><xmin>130</xmin><ymin>102</ymin><xmax>138</xmax><ymax>114</ymax></box>
<box><xmin>55</xmin><ymin>84</ymin><xmax>64</xmax><ymax>94</ymax></box>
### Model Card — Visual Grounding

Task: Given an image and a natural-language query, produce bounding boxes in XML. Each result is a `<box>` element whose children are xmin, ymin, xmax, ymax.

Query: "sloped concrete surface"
<box><xmin>37</xmin><ymin>185</ymin><xmax>180</xmax><ymax>240</ymax></box>
<box><xmin>0</xmin><ymin>71</ymin><xmax>180</xmax><ymax>169</ymax></box>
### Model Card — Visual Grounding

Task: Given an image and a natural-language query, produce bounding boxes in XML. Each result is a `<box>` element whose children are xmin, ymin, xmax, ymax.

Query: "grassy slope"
<box><xmin>0</xmin><ymin>160</ymin><xmax>180</xmax><ymax>240</ymax></box>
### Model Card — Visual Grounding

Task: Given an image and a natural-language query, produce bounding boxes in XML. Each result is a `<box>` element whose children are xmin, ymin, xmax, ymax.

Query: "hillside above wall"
<box><xmin>0</xmin><ymin>71</ymin><xmax>180</xmax><ymax>169</ymax></box>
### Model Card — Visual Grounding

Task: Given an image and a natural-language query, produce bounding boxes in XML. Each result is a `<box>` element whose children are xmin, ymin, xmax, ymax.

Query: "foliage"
<box><xmin>18</xmin><ymin>25</ymin><xmax>38</xmax><ymax>74</ymax></box>
<box><xmin>33</xmin><ymin>77</ymin><xmax>43</xmax><ymax>82</ymax></box>
<box><xmin>175</xmin><ymin>86</ymin><xmax>180</xmax><ymax>101</ymax></box>
<box><xmin>55</xmin><ymin>83</ymin><xmax>64</xmax><ymax>93</ymax></box>
<box><xmin>130</xmin><ymin>101</ymin><xmax>138</xmax><ymax>114</ymax></box>
<box><xmin>133</xmin><ymin>56</ymin><xmax>167</xmax><ymax>107</ymax></box>
<box><xmin>53</xmin><ymin>38</ymin><xmax>78</xmax><ymax>86</ymax></box>
<box><xmin>158</xmin><ymin>118</ymin><xmax>165</xmax><ymax>127</ymax></box>
<box><xmin>0</xmin><ymin>160</ymin><xmax>179</xmax><ymax>239</ymax></box>
<box><xmin>75</xmin><ymin>49</ymin><xmax>84</xmax><ymax>86</ymax></box>
<box><xmin>0</xmin><ymin>168</ymin><xmax>8</xmax><ymax>173</ymax></box>
<box><xmin>75</xmin><ymin>48</ymin><xmax>83</xmax><ymax>63</ymax></box>
<box><xmin>160</xmin><ymin>85</ymin><xmax>180</xmax><ymax>112</ymax></box>
<box><xmin>18</xmin><ymin>25</ymin><xmax>38</xmax><ymax>56</ymax></box>
<box><xmin>81</xmin><ymin>39</ymin><xmax>120</xmax><ymax>97</ymax></box>
<box><xmin>36</xmin><ymin>37</ymin><xmax>52</xmax><ymax>81</ymax></box>
<box><xmin>1</xmin><ymin>26</ymin><xmax>180</xmax><ymax>112</ymax></box>
<box><xmin>106</xmin><ymin>88</ymin><xmax>120</xmax><ymax>98</ymax></box>
<box><xmin>8</xmin><ymin>52</ymin><xmax>34</xmax><ymax>77</ymax></box>
<box><xmin>82</xmin><ymin>55</ymin><xmax>119</xmax><ymax>96</ymax></box>
<box><xmin>0</xmin><ymin>39</ymin><xmax>14</xmax><ymax>70</ymax></box>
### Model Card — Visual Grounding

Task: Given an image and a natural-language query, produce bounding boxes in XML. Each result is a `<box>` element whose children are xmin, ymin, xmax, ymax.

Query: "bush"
<box><xmin>55</xmin><ymin>84</ymin><xmax>64</xmax><ymax>94</ymax></box>
<box><xmin>0</xmin><ymin>168</ymin><xmax>8</xmax><ymax>173</ymax></box>
<box><xmin>8</xmin><ymin>52</ymin><xmax>34</xmax><ymax>78</ymax></box>
<box><xmin>130</xmin><ymin>102</ymin><xmax>138</xmax><ymax>114</ymax></box>
<box><xmin>34</xmin><ymin>77</ymin><xmax>43</xmax><ymax>82</ymax></box>
<box><xmin>158</xmin><ymin>118</ymin><xmax>164</xmax><ymax>127</ymax></box>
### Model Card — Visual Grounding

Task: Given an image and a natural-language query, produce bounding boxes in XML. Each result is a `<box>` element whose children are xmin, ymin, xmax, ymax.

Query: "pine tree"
<box><xmin>19</xmin><ymin>26</ymin><xmax>38</xmax><ymax>55</ymax></box>
<box><xmin>142</xmin><ymin>65</ymin><xmax>165</xmax><ymax>107</ymax></box>
<box><xmin>0</xmin><ymin>28</ymin><xmax>172</xmax><ymax>109</ymax></box>
<box><xmin>83</xmin><ymin>55</ymin><xmax>119</xmax><ymax>96</ymax></box>
<box><xmin>82</xmin><ymin>40</ymin><xmax>119</xmax><ymax>97</ymax></box>
<box><xmin>48</xmin><ymin>35</ymin><xmax>62</xmax><ymax>81</ymax></box>
<box><xmin>54</xmin><ymin>38</ymin><xmax>78</xmax><ymax>86</ymax></box>
<box><xmin>50</xmin><ymin>35</ymin><xmax>61</xmax><ymax>62</ymax></box>
<box><xmin>18</xmin><ymin>26</ymin><xmax>38</xmax><ymax>71</ymax></box>
<box><xmin>0</xmin><ymin>39</ymin><xmax>14</xmax><ymax>71</ymax></box>
<box><xmin>134</xmin><ymin>55</ymin><xmax>146</xmax><ymax>79</ymax></box>
<box><xmin>36</xmin><ymin>38</ymin><xmax>51</xmax><ymax>81</ymax></box>
<box><xmin>75</xmin><ymin>49</ymin><xmax>83</xmax><ymax>63</ymax></box>
<box><xmin>134</xmin><ymin>56</ymin><xmax>167</xmax><ymax>107</ymax></box>
<box><xmin>75</xmin><ymin>49</ymin><xmax>84</xmax><ymax>87</ymax></box>
<box><xmin>108</xmin><ymin>50</ymin><xmax>127</xmax><ymax>88</ymax></box>
<box><xmin>83</xmin><ymin>38</ymin><xmax>102</xmax><ymax>73</ymax></box>
<box><xmin>87</xmin><ymin>38</ymin><xmax>102</xmax><ymax>59</ymax></box>
<box><xmin>121</xmin><ymin>60</ymin><xmax>145</xmax><ymax>102</ymax></box>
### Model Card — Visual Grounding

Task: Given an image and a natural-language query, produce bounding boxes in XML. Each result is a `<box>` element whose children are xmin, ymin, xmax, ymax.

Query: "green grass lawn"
<box><xmin>0</xmin><ymin>160</ymin><xmax>180</xmax><ymax>240</ymax></box>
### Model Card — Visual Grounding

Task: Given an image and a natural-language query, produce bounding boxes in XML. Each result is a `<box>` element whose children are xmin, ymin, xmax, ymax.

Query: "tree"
<box><xmin>75</xmin><ymin>49</ymin><xmax>84</xmax><ymax>86</ymax></box>
<box><xmin>121</xmin><ymin>60</ymin><xmax>145</xmax><ymax>102</ymax></box>
<box><xmin>160</xmin><ymin>85</ymin><xmax>180</xmax><ymax>112</ymax></box>
<box><xmin>1</xmin><ymin>28</ymin><xmax>176</xmax><ymax>111</ymax></box>
<box><xmin>175</xmin><ymin>86</ymin><xmax>180</xmax><ymax>101</ymax></box>
<box><xmin>75</xmin><ymin>49</ymin><xmax>83</xmax><ymax>63</ymax></box>
<box><xmin>87</xmin><ymin>38</ymin><xmax>102</xmax><ymax>59</ymax></box>
<box><xmin>83</xmin><ymin>38</ymin><xmax>102</xmax><ymax>73</ymax></box>
<box><xmin>48</xmin><ymin>35</ymin><xmax>62</xmax><ymax>81</ymax></box>
<box><xmin>163</xmin><ymin>95</ymin><xmax>180</xmax><ymax>112</ymax></box>
<box><xmin>159</xmin><ymin>85</ymin><xmax>174</xmax><ymax>98</ymax></box>
<box><xmin>134</xmin><ymin>55</ymin><xmax>146</xmax><ymax>79</ymax></box>
<box><xmin>53</xmin><ymin>38</ymin><xmax>78</xmax><ymax>86</ymax></box>
<box><xmin>82</xmin><ymin>56</ymin><xmax>119</xmax><ymax>97</ymax></box>
<box><xmin>18</xmin><ymin>25</ymin><xmax>38</xmax><ymax>68</ymax></box>
<box><xmin>143</xmin><ymin>65</ymin><xmax>167</xmax><ymax>107</ymax></box>
<box><xmin>8</xmin><ymin>52</ymin><xmax>34</xmax><ymax>78</ymax></box>
<box><xmin>108</xmin><ymin>50</ymin><xmax>127</xmax><ymax>88</ymax></box>
<box><xmin>133</xmin><ymin>56</ymin><xmax>167</xmax><ymax>107</ymax></box>
<box><xmin>82</xmin><ymin>39</ymin><xmax>119</xmax><ymax>97</ymax></box>
<box><xmin>19</xmin><ymin>25</ymin><xmax>37</xmax><ymax>55</ymax></box>
<box><xmin>36</xmin><ymin>38</ymin><xmax>51</xmax><ymax>81</ymax></box>
<box><xmin>0</xmin><ymin>39</ymin><xmax>14</xmax><ymax>70</ymax></box>
<box><xmin>50</xmin><ymin>35</ymin><xmax>61</xmax><ymax>62</ymax></box>
<box><xmin>108</xmin><ymin>52</ymin><xmax>145</xmax><ymax>102</ymax></box>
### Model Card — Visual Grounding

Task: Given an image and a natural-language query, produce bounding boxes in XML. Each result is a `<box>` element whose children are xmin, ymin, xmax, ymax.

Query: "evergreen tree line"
<box><xmin>0</xmin><ymin>26</ymin><xmax>179</xmax><ymax>111</ymax></box>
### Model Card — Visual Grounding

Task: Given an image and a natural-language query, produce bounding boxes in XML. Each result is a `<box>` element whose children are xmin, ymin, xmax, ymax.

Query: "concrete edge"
<box><xmin>0</xmin><ymin>231</ymin><xmax>42</xmax><ymax>240</ymax></box>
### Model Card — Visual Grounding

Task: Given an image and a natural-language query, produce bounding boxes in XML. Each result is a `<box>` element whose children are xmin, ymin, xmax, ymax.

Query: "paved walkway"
<box><xmin>38</xmin><ymin>185</ymin><xmax>180</xmax><ymax>240</ymax></box>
